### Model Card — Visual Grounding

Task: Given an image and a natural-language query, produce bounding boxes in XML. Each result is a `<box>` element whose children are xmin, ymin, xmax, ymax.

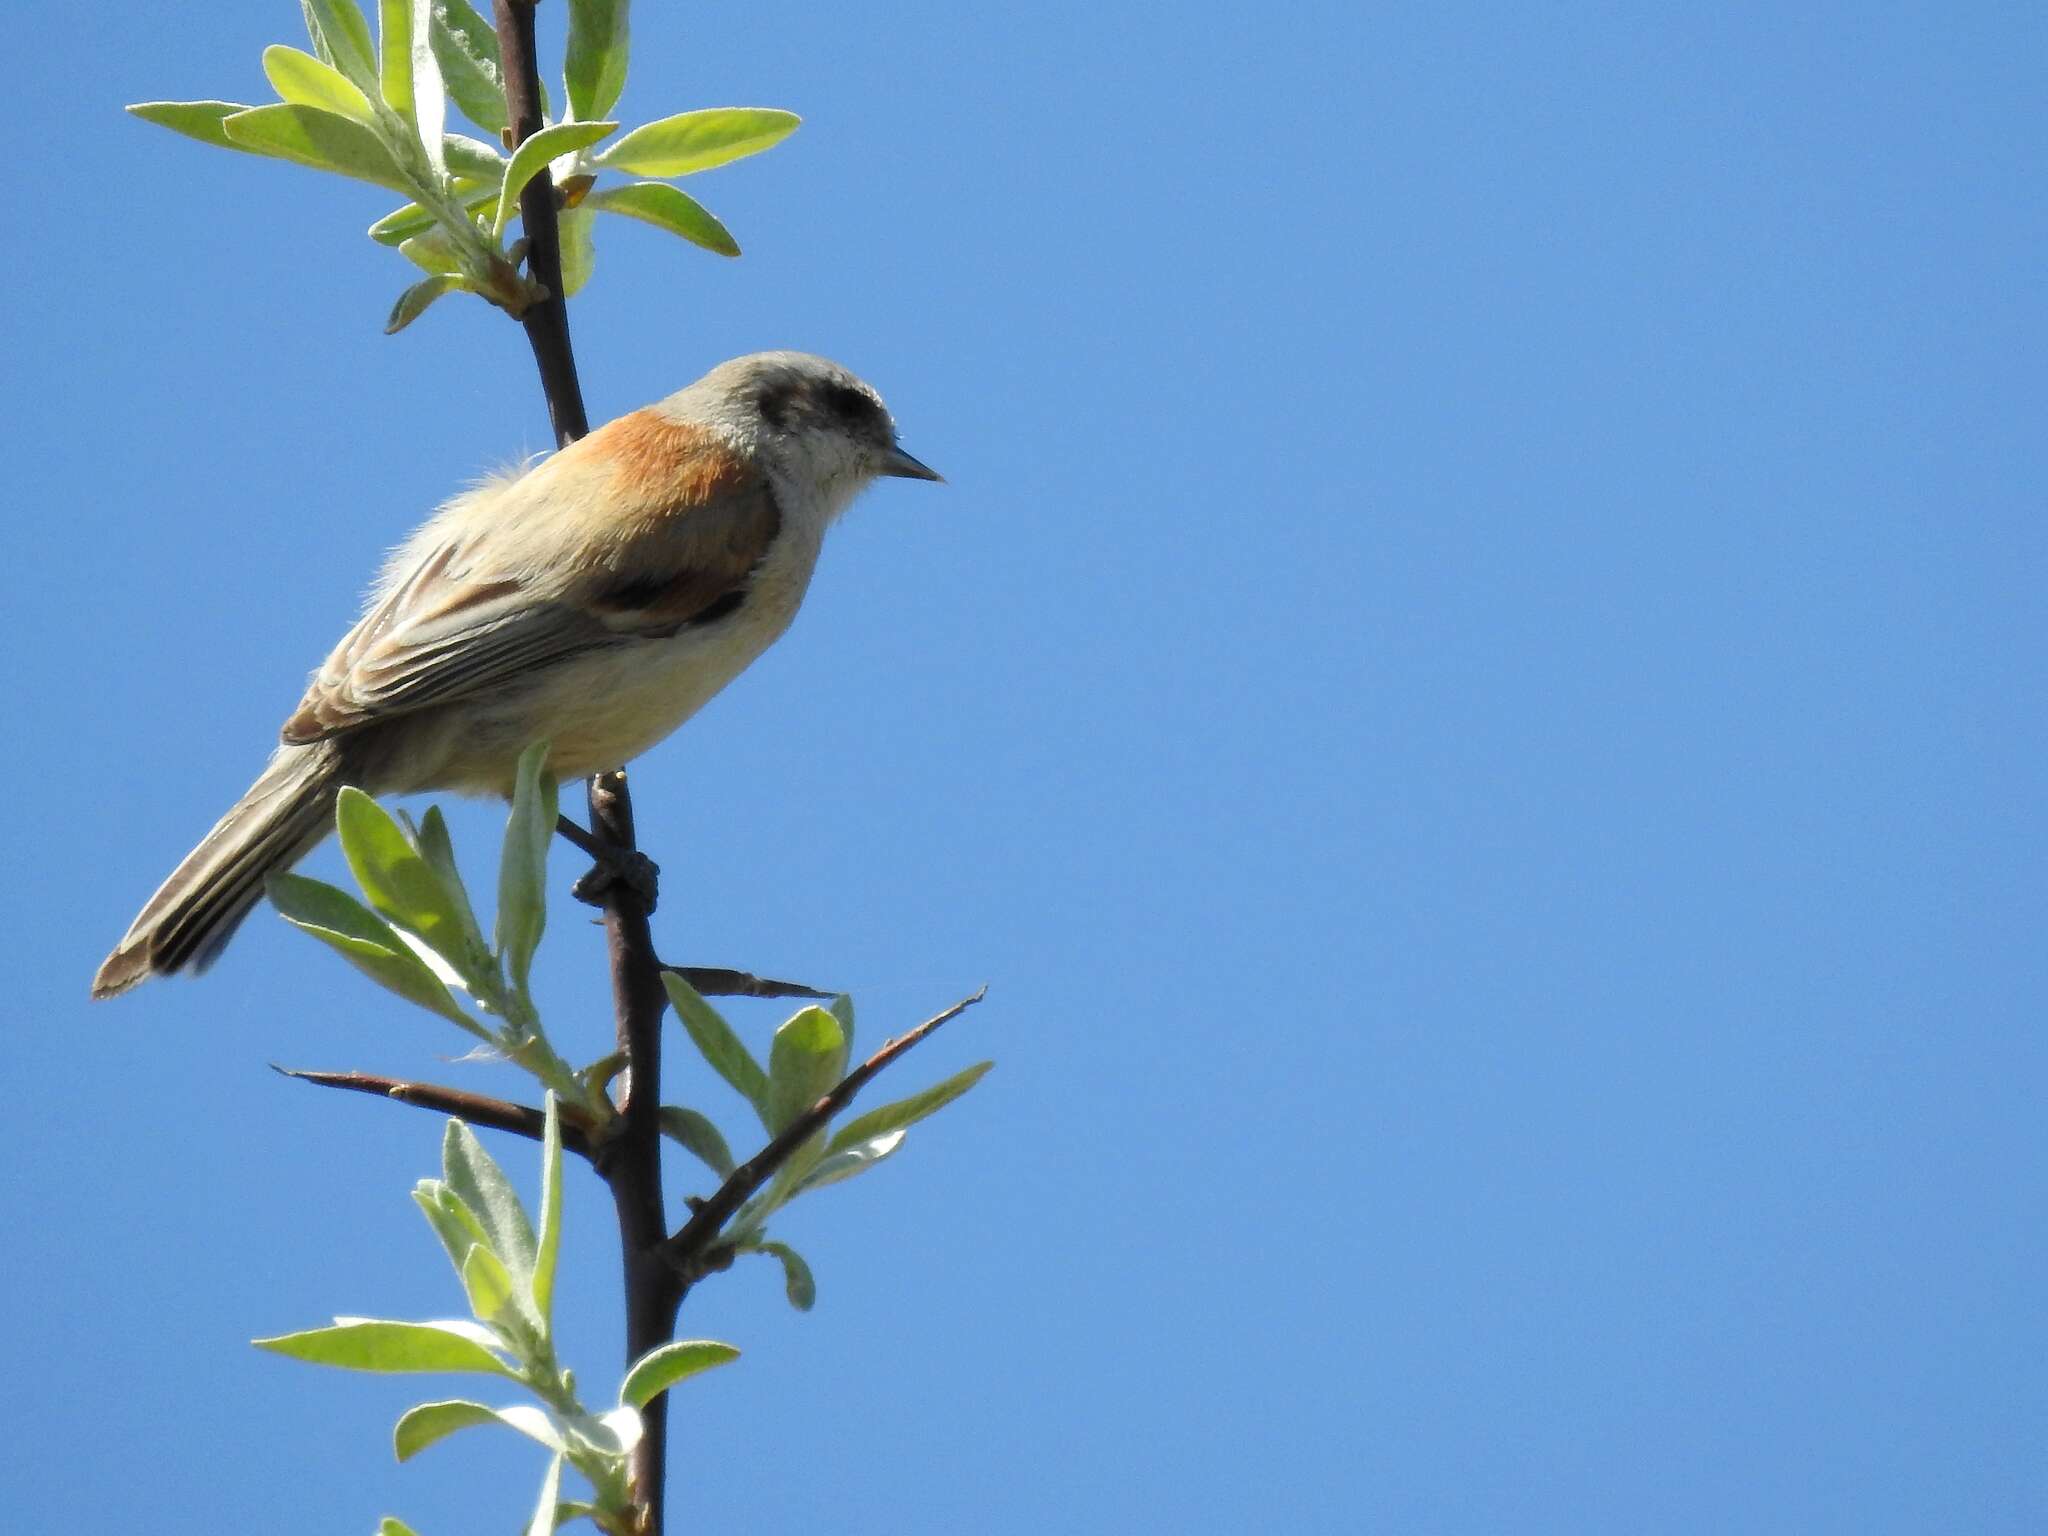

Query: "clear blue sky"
<box><xmin>4</xmin><ymin>3</ymin><xmax>2042</xmax><ymax>1531</ymax></box>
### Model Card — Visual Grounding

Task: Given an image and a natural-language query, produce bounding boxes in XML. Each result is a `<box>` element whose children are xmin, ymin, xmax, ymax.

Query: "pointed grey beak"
<box><xmin>879</xmin><ymin>443</ymin><xmax>944</xmax><ymax>482</ymax></box>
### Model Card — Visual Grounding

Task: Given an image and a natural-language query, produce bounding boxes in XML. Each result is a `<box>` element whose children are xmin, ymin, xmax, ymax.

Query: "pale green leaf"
<box><xmin>443</xmin><ymin>1120</ymin><xmax>538</xmax><ymax>1283</ymax></box>
<box><xmin>410</xmin><ymin>806</ymin><xmax>489</xmax><ymax>964</ymax></box>
<box><xmin>657</xmin><ymin>1106</ymin><xmax>735</xmax><ymax>1179</ymax></box>
<box><xmin>254</xmin><ymin>1318</ymin><xmax>515</xmax><ymax>1376</ymax></box>
<box><xmin>496</xmin><ymin>740</ymin><xmax>557</xmax><ymax>993</ymax></box>
<box><xmin>795</xmin><ymin>1128</ymin><xmax>907</xmax><ymax>1194</ymax></box>
<box><xmin>410</xmin><ymin>0</ymin><xmax>447</xmax><ymax>178</ymax></box>
<box><xmin>386</xmin><ymin>272</ymin><xmax>473</xmax><ymax>333</ymax></box>
<box><xmin>828</xmin><ymin>993</ymin><xmax>856</xmax><ymax>1052</ymax></box>
<box><xmin>618</xmin><ymin>1340</ymin><xmax>740</xmax><ymax>1409</ymax></box>
<box><xmin>526</xmin><ymin>1455</ymin><xmax>565</xmax><ymax>1536</ymax></box>
<box><xmin>399</xmin><ymin>229</ymin><xmax>465</xmax><ymax>274</ymax></box>
<box><xmin>267</xmin><ymin>871</ymin><xmax>476</xmax><ymax>1027</ymax></box>
<box><xmin>564</xmin><ymin>0</ymin><xmax>630</xmax><ymax>121</ymax></box>
<box><xmin>826</xmin><ymin>1061</ymin><xmax>994</xmax><ymax>1154</ymax></box>
<box><xmin>495</xmin><ymin>121</ymin><xmax>616</xmax><ymax>236</ymax></box>
<box><xmin>532</xmin><ymin>1096</ymin><xmax>565</xmax><ymax>1326</ymax></box>
<box><xmin>460</xmin><ymin>1244</ymin><xmax>516</xmax><ymax>1326</ymax></box>
<box><xmin>222</xmin><ymin>104</ymin><xmax>412</xmax><ymax>192</ymax></box>
<box><xmin>377</xmin><ymin>1520</ymin><xmax>421</xmax><ymax>1536</ymax></box>
<box><xmin>594</xmin><ymin>108</ymin><xmax>800</xmax><ymax>177</ymax></box>
<box><xmin>662</xmin><ymin>972</ymin><xmax>769</xmax><ymax>1126</ymax></box>
<box><xmin>584</xmin><ymin>181</ymin><xmax>737</xmax><ymax>257</ymax></box>
<box><xmin>766</xmin><ymin>1006</ymin><xmax>847</xmax><ymax>1135</ymax></box>
<box><xmin>740</xmin><ymin>1239</ymin><xmax>816</xmax><ymax>1311</ymax></box>
<box><xmin>306</xmin><ymin>0</ymin><xmax>381</xmax><ymax>93</ymax></box>
<box><xmin>127</xmin><ymin>101</ymin><xmax>258</xmax><ymax>152</ymax></box>
<box><xmin>394</xmin><ymin>1398</ymin><xmax>496</xmax><ymax>1460</ymax></box>
<box><xmin>413</xmin><ymin>1180</ymin><xmax>493</xmax><ymax>1284</ymax></box>
<box><xmin>264</xmin><ymin>45</ymin><xmax>376</xmax><ymax>122</ymax></box>
<box><xmin>441</xmin><ymin>133</ymin><xmax>506</xmax><ymax>181</ymax></box>
<box><xmin>378</xmin><ymin>0</ymin><xmax>414</xmax><ymax>122</ymax></box>
<box><xmin>430</xmin><ymin>0</ymin><xmax>507</xmax><ymax>135</ymax></box>
<box><xmin>558</xmin><ymin>204</ymin><xmax>595</xmax><ymax>297</ymax></box>
<box><xmin>336</xmin><ymin>788</ymin><xmax>480</xmax><ymax>974</ymax></box>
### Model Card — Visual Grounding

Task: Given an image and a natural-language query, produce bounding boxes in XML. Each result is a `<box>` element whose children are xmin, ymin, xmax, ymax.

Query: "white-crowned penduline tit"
<box><xmin>93</xmin><ymin>351</ymin><xmax>942</xmax><ymax>999</ymax></box>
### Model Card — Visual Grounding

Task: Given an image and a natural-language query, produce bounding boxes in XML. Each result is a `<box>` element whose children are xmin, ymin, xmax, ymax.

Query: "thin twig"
<box><xmin>272</xmin><ymin>1066</ymin><xmax>600</xmax><ymax>1159</ymax></box>
<box><xmin>660</xmin><ymin>988</ymin><xmax>987</xmax><ymax>1282</ymax></box>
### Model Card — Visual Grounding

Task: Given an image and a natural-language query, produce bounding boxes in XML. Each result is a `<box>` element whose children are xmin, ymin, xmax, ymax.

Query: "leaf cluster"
<box><xmin>259</xmin><ymin>1097</ymin><xmax>738</xmax><ymax>1536</ymax></box>
<box><xmin>130</xmin><ymin>0</ymin><xmax>799</xmax><ymax>330</ymax></box>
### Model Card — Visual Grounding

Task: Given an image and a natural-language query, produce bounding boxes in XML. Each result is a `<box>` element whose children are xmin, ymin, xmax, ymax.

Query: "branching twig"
<box><xmin>660</xmin><ymin>988</ymin><xmax>987</xmax><ymax>1285</ymax></box>
<box><xmin>272</xmin><ymin>1066</ymin><xmax>600</xmax><ymax>1159</ymax></box>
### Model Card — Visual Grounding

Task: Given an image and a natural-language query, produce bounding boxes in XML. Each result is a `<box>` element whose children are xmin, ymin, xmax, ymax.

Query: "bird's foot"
<box><xmin>571</xmin><ymin>848</ymin><xmax>660</xmax><ymax>912</ymax></box>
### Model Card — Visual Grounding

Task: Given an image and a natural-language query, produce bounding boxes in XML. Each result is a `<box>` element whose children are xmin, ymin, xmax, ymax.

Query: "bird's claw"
<box><xmin>572</xmin><ymin>848</ymin><xmax>660</xmax><ymax>912</ymax></box>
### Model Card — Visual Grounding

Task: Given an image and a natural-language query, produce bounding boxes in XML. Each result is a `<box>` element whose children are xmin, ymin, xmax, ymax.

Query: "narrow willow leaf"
<box><xmin>495</xmin><ymin>121</ymin><xmax>617</xmax><ymax>236</ymax></box>
<box><xmin>336</xmin><ymin>788</ymin><xmax>477</xmax><ymax>972</ymax></box>
<box><xmin>584</xmin><ymin>181</ymin><xmax>737</xmax><ymax>257</ymax></box>
<box><xmin>657</xmin><ymin>1106</ymin><xmax>735</xmax><ymax>1179</ymax></box>
<box><xmin>430</xmin><ymin>0</ymin><xmax>508</xmax><ymax>135</ymax></box>
<box><xmin>594</xmin><ymin>108</ymin><xmax>800</xmax><ymax>177</ymax></box>
<box><xmin>263</xmin><ymin>46</ymin><xmax>376</xmax><ymax>123</ymax></box>
<box><xmin>661</xmin><ymin>972</ymin><xmax>769</xmax><ymax>1126</ymax></box>
<box><xmin>441</xmin><ymin>134</ymin><xmax>506</xmax><ymax>182</ymax></box>
<box><xmin>267</xmin><ymin>872</ymin><xmax>476</xmax><ymax>1026</ymax></box>
<box><xmin>377</xmin><ymin>1521</ymin><xmax>421</xmax><ymax>1536</ymax></box>
<box><xmin>370</xmin><ymin>191</ymin><xmax>493</xmax><ymax>246</ymax></box>
<box><xmin>558</xmin><ymin>204</ymin><xmax>595</xmax><ymax>298</ymax></box>
<box><xmin>617</xmin><ymin>1340</ymin><xmax>740</xmax><ymax>1409</ymax></box>
<box><xmin>460</xmin><ymin>1243</ymin><xmax>517</xmax><ymax>1326</ymax></box>
<box><xmin>254</xmin><ymin>1318</ymin><xmax>515</xmax><ymax>1376</ymax></box>
<box><xmin>766</xmin><ymin>1006</ymin><xmax>848</xmax><ymax>1136</ymax></box>
<box><xmin>443</xmin><ymin>1120</ymin><xmax>538</xmax><ymax>1283</ymax></box>
<box><xmin>826</xmin><ymin>1061</ymin><xmax>995</xmax><ymax>1154</ymax></box>
<box><xmin>222</xmin><ymin>104</ymin><xmax>412</xmax><ymax>192</ymax></box>
<box><xmin>410</xmin><ymin>0</ymin><xmax>447</xmax><ymax>179</ymax></box>
<box><xmin>398</xmin><ymin>229</ymin><xmax>466</xmax><ymax>274</ymax></box>
<box><xmin>386</xmin><ymin>272</ymin><xmax>473</xmax><ymax>333</ymax></box>
<box><xmin>127</xmin><ymin>101</ymin><xmax>259</xmax><ymax>152</ymax></box>
<box><xmin>533</xmin><ymin>1095</ymin><xmax>563</xmax><ymax>1324</ymax></box>
<box><xmin>394</xmin><ymin>1398</ymin><xmax>496</xmax><ymax>1460</ymax></box>
<box><xmin>564</xmin><ymin>0</ymin><xmax>630</xmax><ymax>121</ymax></box>
<box><xmin>412</xmin><ymin>806</ymin><xmax>489</xmax><ymax>966</ymax></box>
<box><xmin>828</xmin><ymin>993</ymin><xmax>856</xmax><ymax>1052</ymax></box>
<box><xmin>741</xmin><ymin>1239</ymin><xmax>816</xmax><ymax>1311</ymax></box>
<box><xmin>307</xmin><ymin>0</ymin><xmax>381</xmax><ymax>93</ymax></box>
<box><xmin>795</xmin><ymin>1128</ymin><xmax>908</xmax><ymax>1194</ymax></box>
<box><xmin>413</xmin><ymin>1180</ymin><xmax>493</xmax><ymax>1284</ymax></box>
<box><xmin>526</xmin><ymin>1455</ymin><xmax>565</xmax><ymax>1536</ymax></box>
<box><xmin>378</xmin><ymin>0</ymin><xmax>414</xmax><ymax>122</ymax></box>
<box><xmin>496</xmin><ymin>741</ymin><xmax>557</xmax><ymax>994</ymax></box>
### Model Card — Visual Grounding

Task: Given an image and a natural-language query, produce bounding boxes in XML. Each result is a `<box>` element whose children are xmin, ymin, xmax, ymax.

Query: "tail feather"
<box><xmin>92</xmin><ymin>744</ymin><xmax>346</xmax><ymax>998</ymax></box>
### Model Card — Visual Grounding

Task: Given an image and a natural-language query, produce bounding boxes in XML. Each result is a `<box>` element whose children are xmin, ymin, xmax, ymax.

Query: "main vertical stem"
<box><xmin>492</xmin><ymin>5</ymin><xmax>677</xmax><ymax>1530</ymax></box>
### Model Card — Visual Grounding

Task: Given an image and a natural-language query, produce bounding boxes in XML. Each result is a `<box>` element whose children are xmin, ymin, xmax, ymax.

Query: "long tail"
<box><xmin>92</xmin><ymin>742</ymin><xmax>348</xmax><ymax>998</ymax></box>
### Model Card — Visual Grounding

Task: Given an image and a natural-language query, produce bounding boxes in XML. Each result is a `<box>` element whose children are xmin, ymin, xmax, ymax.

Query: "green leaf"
<box><xmin>443</xmin><ymin>1120</ymin><xmax>538</xmax><ymax>1284</ymax></box>
<box><xmin>657</xmin><ymin>1106</ymin><xmax>735</xmax><ymax>1179</ymax></box>
<box><xmin>740</xmin><ymin>1239</ymin><xmax>816</xmax><ymax>1311</ymax></box>
<box><xmin>495</xmin><ymin>121</ymin><xmax>617</xmax><ymax>237</ymax></box>
<box><xmin>662</xmin><ymin>972</ymin><xmax>769</xmax><ymax>1126</ymax></box>
<box><xmin>618</xmin><ymin>1340</ymin><xmax>740</xmax><ymax>1409</ymax></box>
<box><xmin>558</xmin><ymin>204</ymin><xmax>595</xmax><ymax>298</ymax></box>
<box><xmin>595</xmin><ymin>108</ymin><xmax>800</xmax><ymax>177</ymax></box>
<box><xmin>304</xmin><ymin>0</ymin><xmax>380</xmax><ymax>93</ymax></box>
<box><xmin>409</xmin><ymin>0</ymin><xmax>448</xmax><ymax>178</ymax></box>
<box><xmin>413</xmin><ymin>1180</ymin><xmax>493</xmax><ymax>1284</ymax></box>
<box><xmin>411</xmin><ymin>806</ymin><xmax>489</xmax><ymax>963</ymax></box>
<box><xmin>378</xmin><ymin>0</ymin><xmax>414</xmax><ymax>121</ymax></box>
<box><xmin>221</xmin><ymin>104</ymin><xmax>413</xmax><ymax>192</ymax></box>
<box><xmin>386</xmin><ymin>272</ymin><xmax>474</xmax><ymax>333</ymax></box>
<box><xmin>460</xmin><ymin>1243</ymin><xmax>517</xmax><ymax>1325</ymax></box>
<box><xmin>584</xmin><ymin>181</ymin><xmax>737</xmax><ymax>257</ymax></box>
<box><xmin>826</xmin><ymin>1061</ymin><xmax>994</xmax><ymax>1154</ymax></box>
<box><xmin>254</xmin><ymin>1318</ymin><xmax>515</xmax><ymax>1376</ymax></box>
<box><xmin>335</xmin><ymin>788</ymin><xmax>479</xmax><ymax>974</ymax></box>
<box><xmin>399</xmin><ymin>229</ymin><xmax>466</xmax><ymax>274</ymax></box>
<box><xmin>496</xmin><ymin>740</ymin><xmax>557</xmax><ymax>994</ymax></box>
<box><xmin>264</xmin><ymin>45</ymin><xmax>376</xmax><ymax>123</ymax></box>
<box><xmin>795</xmin><ymin>1128</ymin><xmax>907</xmax><ymax>1194</ymax></box>
<box><xmin>377</xmin><ymin>1520</ymin><xmax>421</xmax><ymax>1536</ymax></box>
<box><xmin>533</xmin><ymin>1095</ymin><xmax>563</xmax><ymax>1324</ymax></box>
<box><xmin>828</xmin><ymin>993</ymin><xmax>855</xmax><ymax>1052</ymax></box>
<box><xmin>564</xmin><ymin>0</ymin><xmax>630</xmax><ymax>121</ymax></box>
<box><xmin>394</xmin><ymin>1398</ymin><xmax>497</xmax><ymax>1460</ymax></box>
<box><xmin>766</xmin><ymin>1006</ymin><xmax>847</xmax><ymax>1135</ymax></box>
<box><xmin>430</xmin><ymin>0</ymin><xmax>508</xmax><ymax>135</ymax></box>
<box><xmin>128</xmin><ymin>101</ymin><xmax>260</xmax><ymax>152</ymax></box>
<box><xmin>526</xmin><ymin>1455</ymin><xmax>565</xmax><ymax>1536</ymax></box>
<box><xmin>441</xmin><ymin>133</ymin><xmax>507</xmax><ymax>181</ymax></box>
<box><xmin>267</xmin><ymin>872</ymin><xmax>477</xmax><ymax>1028</ymax></box>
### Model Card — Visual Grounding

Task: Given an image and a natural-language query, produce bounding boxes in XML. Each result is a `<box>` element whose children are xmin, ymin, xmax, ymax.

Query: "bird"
<box><xmin>92</xmin><ymin>351</ymin><xmax>941</xmax><ymax>999</ymax></box>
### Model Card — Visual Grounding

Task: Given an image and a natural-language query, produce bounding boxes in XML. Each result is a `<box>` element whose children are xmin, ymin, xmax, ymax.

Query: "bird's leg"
<box><xmin>556</xmin><ymin>814</ymin><xmax>660</xmax><ymax>912</ymax></box>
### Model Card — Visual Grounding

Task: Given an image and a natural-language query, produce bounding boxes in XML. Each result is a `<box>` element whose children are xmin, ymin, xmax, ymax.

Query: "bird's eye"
<box><xmin>756</xmin><ymin>383</ymin><xmax>794</xmax><ymax>430</ymax></box>
<box><xmin>822</xmin><ymin>381</ymin><xmax>881</xmax><ymax>431</ymax></box>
